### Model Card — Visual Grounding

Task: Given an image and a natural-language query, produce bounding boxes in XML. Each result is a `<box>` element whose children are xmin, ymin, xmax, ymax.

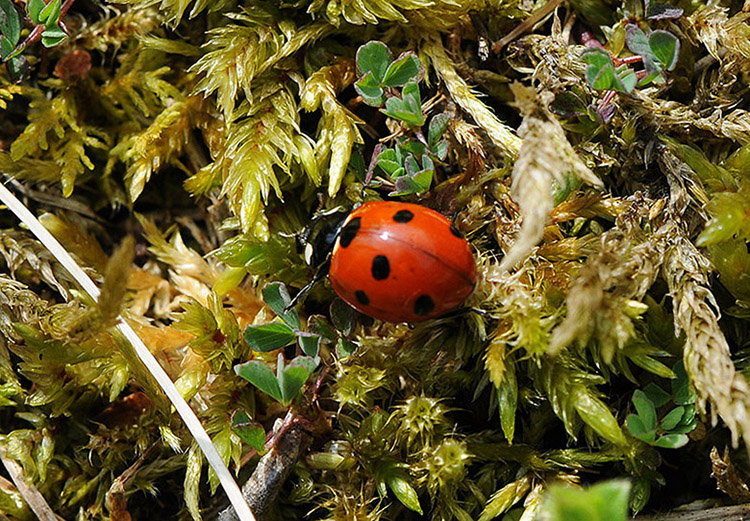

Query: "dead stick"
<box><xmin>215</xmin><ymin>422</ymin><xmax>311</xmax><ymax>521</ymax></box>
<box><xmin>634</xmin><ymin>504</ymin><xmax>750</xmax><ymax>521</ymax></box>
<box><xmin>492</xmin><ymin>0</ymin><xmax>565</xmax><ymax>54</ymax></box>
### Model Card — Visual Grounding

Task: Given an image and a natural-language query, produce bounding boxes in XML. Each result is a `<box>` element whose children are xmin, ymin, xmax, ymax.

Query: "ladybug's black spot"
<box><xmin>339</xmin><ymin>217</ymin><xmax>361</xmax><ymax>248</ymax></box>
<box><xmin>414</xmin><ymin>295</ymin><xmax>435</xmax><ymax>316</ymax></box>
<box><xmin>355</xmin><ymin>290</ymin><xmax>370</xmax><ymax>305</ymax></box>
<box><xmin>371</xmin><ymin>255</ymin><xmax>390</xmax><ymax>280</ymax></box>
<box><xmin>450</xmin><ymin>224</ymin><xmax>463</xmax><ymax>238</ymax></box>
<box><xmin>393</xmin><ymin>209</ymin><xmax>414</xmax><ymax>223</ymax></box>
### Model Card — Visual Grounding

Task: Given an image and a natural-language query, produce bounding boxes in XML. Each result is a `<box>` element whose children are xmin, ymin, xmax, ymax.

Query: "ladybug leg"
<box><xmin>284</xmin><ymin>259</ymin><xmax>331</xmax><ymax>312</ymax></box>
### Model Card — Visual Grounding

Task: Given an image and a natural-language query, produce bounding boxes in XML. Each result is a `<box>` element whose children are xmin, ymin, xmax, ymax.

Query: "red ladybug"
<box><xmin>304</xmin><ymin>201</ymin><xmax>476</xmax><ymax>323</ymax></box>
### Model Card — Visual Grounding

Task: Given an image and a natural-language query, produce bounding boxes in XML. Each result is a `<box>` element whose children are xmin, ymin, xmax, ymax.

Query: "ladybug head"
<box><xmin>296</xmin><ymin>206</ymin><xmax>349</xmax><ymax>268</ymax></box>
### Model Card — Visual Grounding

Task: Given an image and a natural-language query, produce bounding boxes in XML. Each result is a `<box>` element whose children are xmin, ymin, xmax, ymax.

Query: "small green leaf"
<box><xmin>541</xmin><ymin>480</ymin><xmax>631</xmax><ymax>521</ymax></box>
<box><xmin>6</xmin><ymin>53</ymin><xmax>28</xmax><ymax>81</ymax></box>
<box><xmin>629</xmin><ymin>354</ymin><xmax>675</xmax><ymax>379</ymax></box>
<box><xmin>279</xmin><ymin>356</ymin><xmax>318</xmax><ymax>405</ymax></box>
<box><xmin>382</xmin><ymin>52</ymin><xmax>423</xmax><ymax>87</ymax></box>
<box><xmin>654</xmin><ymin>433</ymin><xmax>689</xmax><ymax>449</ymax></box>
<box><xmin>27</xmin><ymin>0</ymin><xmax>45</xmax><ymax>24</ymax></box>
<box><xmin>0</xmin><ymin>35</ymin><xmax>12</xmax><ymax>59</ymax></box>
<box><xmin>308</xmin><ymin>315</ymin><xmax>337</xmax><ymax>343</ymax></box>
<box><xmin>386</xmin><ymin>472</ymin><xmax>423</xmax><ymax>514</ymax></box>
<box><xmin>335</xmin><ymin>337</ymin><xmax>357</xmax><ymax>358</ymax></box>
<box><xmin>0</xmin><ymin>0</ymin><xmax>21</xmax><ymax>48</ymax></box>
<box><xmin>642</xmin><ymin>383</ymin><xmax>671</xmax><ymax>408</ymax></box>
<box><xmin>244</xmin><ymin>321</ymin><xmax>297</xmax><ymax>352</ymax></box>
<box><xmin>671</xmin><ymin>360</ymin><xmax>695</xmax><ymax>405</ymax></box>
<box><xmin>41</xmin><ymin>25</ymin><xmax>67</xmax><ymax>48</ymax></box>
<box><xmin>356</xmin><ymin>40</ymin><xmax>392</xmax><ymax>83</ymax></box>
<box><xmin>234</xmin><ymin>361</ymin><xmax>283</xmax><ymax>402</ymax></box>
<box><xmin>355</xmin><ymin>71</ymin><xmax>386</xmax><ymax>107</ymax></box>
<box><xmin>381</xmin><ymin>82</ymin><xmax>425</xmax><ymax>126</ymax></box>
<box><xmin>497</xmin><ymin>366</ymin><xmax>517</xmax><ymax>443</ymax></box>
<box><xmin>262</xmin><ymin>282</ymin><xmax>300</xmax><ymax>329</ymax></box>
<box><xmin>582</xmin><ymin>48</ymin><xmax>631</xmax><ymax>92</ymax></box>
<box><xmin>626</xmin><ymin>413</ymin><xmax>647</xmax><ymax>435</ymax></box>
<box><xmin>428</xmin><ymin>113</ymin><xmax>451</xmax><ymax>147</ymax></box>
<box><xmin>627</xmin><ymin>418</ymin><xmax>657</xmax><ymax>443</ymax></box>
<box><xmin>659</xmin><ymin>406</ymin><xmax>685</xmax><ymax>431</ymax></box>
<box><xmin>231</xmin><ymin>410</ymin><xmax>265</xmax><ymax>451</ymax></box>
<box><xmin>632</xmin><ymin>390</ymin><xmax>657</xmax><ymax>431</ymax></box>
<box><xmin>624</xmin><ymin>24</ymin><xmax>650</xmax><ymax>57</ymax></box>
<box><xmin>39</xmin><ymin>0</ymin><xmax>62</xmax><ymax>24</ymax></box>
<box><xmin>649</xmin><ymin>30</ymin><xmax>680</xmax><ymax>71</ymax></box>
<box><xmin>377</xmin><ymin>148</ymin><xmax>404</xmax><ymax>176</ymax></box>
<box><xmin>298</xmin><ymin>333</ymin><xmax>321</xmax><ymax>357</ymax></box>
<box><xmin>330</xmin><ymin>299</ymin><xmax>355</xmax><ymax>335</ymax></box>
<box><xmin>615</xmin><ymin>64</ymin><xmax>637</xmax><ymax>93</ymax></box>
<box><xmin>550</xmin><ymin>92</ymin><xmax>589</xmax><ymax>117</ymax></box>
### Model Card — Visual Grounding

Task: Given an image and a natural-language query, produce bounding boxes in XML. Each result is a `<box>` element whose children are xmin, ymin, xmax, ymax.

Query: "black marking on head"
<box><xmin>450</xmin><ymin>224</ymin><xmax>463</xmax><ymax>238</ymax></box>
<box><xmin>355</xmin><ymin>290</ymin><xmax>370</xmax><ymax>305</ymax></box>
<box><xmin>414</xmin><ymin>295</ymin><xmax>435</xmax><ymax>316</ymax></box>
<box><xmin>393</xmin><ymin>209</ymin><xmax>414</xmax><ymax>223</ymax></box>
<box><xmin>371</xmin><ymin>255</ymin><xmax>390</xmax><ymax>280</ymax></box>
<box><xmin>339</xmin><ymin>217</ymin><xmax>361</xmax><ymax>248</ymax></box>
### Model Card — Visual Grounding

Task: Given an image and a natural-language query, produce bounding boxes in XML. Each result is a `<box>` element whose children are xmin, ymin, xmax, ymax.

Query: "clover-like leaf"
<box><xmin>541</xmin><ymin>480</ymin><xmax>631</xmax><ymax>521</ymax></box>
<box><xmin>244</xmin><ymin>321</ymin><xmax>297</xmax><ymax>352</ymax></box>
<box><xmin>428</xmin><ymin>113</ymin><xmax>451</xmax><ymax>147</ymax></box>
<box><xmin>27</xmin><ymin>0</ymin><xmax>45</xmax><ymax>23</ymax></box>
<box><xmin>356</xmin><ymin>40</ymin><xmax>392</xmax><ymax>83</ymax></box>
<box><xmin>41</xmin><ymin>25</ymin><xmax>67</xmax><ymax>48</ymax></box>
<box><xmin>642</xmin><ymin>382</ymin><xmax>671</xmax><ymax>408</ymax></box>
<box><xmin>335</xmin><ymin>337</ymin><xmax>357</xmax><ymax>358</ymax></box>
<box><xmin>649</xmin><ymin>30</ymin><xmax>680</xmax><ymax>71</ymax></box>
<box><xmin>355</xmin><ymin>71</ymin><xmax>385</xmax><ymax>107</ymax></box>
<box><xmin>308</xmin><ymin>315</ymin><xmax>337</xmax><ymax>343</ymax></box>
<box><xmin>262</xmin><ymin>282</ymin><xmax>300</xmax><ymax>329</ymax></box>
<box><xmin>654</xmin><ymin>433</ymin><xmax>689</xmax><ymax>449</ymax></box>
<box><xmin>377</xmin><ymin>148</ymin><xmax>404</xmax><ymax>177</ymax></box>
<box><xmin>582</xmin><ymin>48</ymin><xmax>633</xmax><ymax>93</ymax></box>
<box><xmin>632</xmin><ymin>390</ymin><xmax>657</xmax><ymax>431</ymax></box>
<box><xmin>381</xmin><ymin>81</ymin><xmax>425</xmax><ymax>126</ymax></box>
<box><xmin>550</xmin><ymin>92</ymin><xmax>589</xmax><ymax>117</ymax></box>
<box><xmin>6</xmin><ymin>53</ymin><xmax>28</xmax><ymax>81</ymax></box>
<box><xmin>330</xmin><ymin>299</ymin><xmax>355</xmax><ymax>336</ymax></box>
<box><xmin>298</xmin><ymin>332</ymin><xmax>321</xmax><ymax>357</ymax></box>
<box><xmin>279</xmin><ymin>355</ymin><xmax>318</xmax><ymax>405</ymax></box>
<box><xmin>235</xmin><ymin>360</ymin><xmax>283</xmax><ymax>402</ymax></box>
<box><xmin>382</xmin><ymin>52</ymin><xmax>423</xmax><ymax>87</ymax></box>
<box><xmin>39</xmin><ymin>0</ymin><xmax>62</xmax><ymax>24</ymax></box>
<box><xmin>625</xmin><ymin>24</ymin><xmax>650</xmax><ymax>57</ymax></box>
<box><xmin>0</xmin><ymin>0</ymin><xmax>21</xmax><ymax>51</ymax></box>
<box><xmin>626</xmin><ymin>414</ymin><xmax>656</xmax><ymax>443</ymax></box>
<box><xmin>659</xmin><ymin>406</ymin><xmax>685</xmax><ymax>431</ymax></box>
<box><xmin>231</xmin><ymin>410</ymin><xmax>265</xmax><ymax>452</ymax></box>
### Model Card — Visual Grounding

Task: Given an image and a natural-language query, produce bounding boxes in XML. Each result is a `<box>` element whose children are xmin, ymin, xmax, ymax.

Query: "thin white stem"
<box><xmin>0</xmin><ymin>181</ymin><xmax>255</xmax><ymax>521</ymax></box>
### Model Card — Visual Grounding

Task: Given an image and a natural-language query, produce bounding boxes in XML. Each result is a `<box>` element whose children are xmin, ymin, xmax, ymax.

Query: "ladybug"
<box><xmin>291</xmin><ymin>201</ymin><xmax>477</xmax><ymax>323</ymax></box>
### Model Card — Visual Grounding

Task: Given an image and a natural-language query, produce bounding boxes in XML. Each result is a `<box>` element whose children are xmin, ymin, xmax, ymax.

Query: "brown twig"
<box><xmin>634</xmin><ymin>504</ymin><xmax>750</xmax><ymax>521</ymax></box>
<box><xmin>492</xmin><ymin>0</ymin><xmax>565</xmax><ymax>54</ymax></box>
<box><xmin>215</xmin><ymin>419</ymin><xmax>312</xmax><ymax>521</ymax></box>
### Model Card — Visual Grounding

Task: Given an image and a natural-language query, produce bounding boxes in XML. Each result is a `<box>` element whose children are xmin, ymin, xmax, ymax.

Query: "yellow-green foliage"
<box><xmin>3</xmin><ymin>0</ymin><xmax>750</xmax><ymax>519</ymax></box>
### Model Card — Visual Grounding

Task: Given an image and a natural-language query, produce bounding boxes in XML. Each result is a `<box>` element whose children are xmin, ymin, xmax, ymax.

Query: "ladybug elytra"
<box><xmin>293</xmin><ymin>201</ymin><xmax>477</xmax><ymax>323</ymax></box>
